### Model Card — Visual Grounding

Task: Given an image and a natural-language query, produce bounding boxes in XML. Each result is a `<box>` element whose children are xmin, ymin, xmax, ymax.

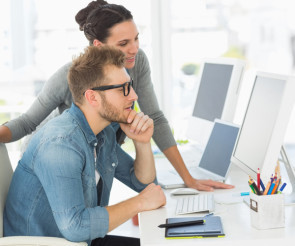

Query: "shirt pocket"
<box><xmin>105</xmin><ymin>159</ymin><xmax>118</xmax><ymax>173</ymax></box>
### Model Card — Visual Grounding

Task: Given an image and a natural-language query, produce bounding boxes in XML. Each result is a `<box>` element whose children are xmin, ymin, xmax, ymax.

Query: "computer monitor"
<box><xmin>231</xmin><ymin>72</ymin><xmax>295</xmax><ymax>201</ymax></box>
<box><xmin>187</xmin><ymin>57</ymin><xmax>245</xmax><ymax>146</ymax></box>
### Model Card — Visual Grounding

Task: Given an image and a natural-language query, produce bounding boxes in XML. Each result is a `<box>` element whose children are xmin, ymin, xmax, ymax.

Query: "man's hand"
<box><xmin>185</xmin><ymin>177</ymin><xmax>235</xmax><ymax>192</ymax></box>
<box><xmin>120</xmin><ymin>110</ymin><xmax>153</xmax><ymax>143</ymax></box>
<box><xmin>106</xmin><ymin>183</ymin><xmax>166</xmax><ymax>231</ymax></box>
<box><xmin>137</xmin><ymin>183</ymin><xmax>166</xmax><ymax>211</ymax></box>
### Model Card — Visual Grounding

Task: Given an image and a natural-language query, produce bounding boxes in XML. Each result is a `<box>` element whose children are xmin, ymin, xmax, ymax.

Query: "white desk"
<box><xmin>139</xmin><ymin>166</ymin><xmax>295</xmax><ymax>246</ymax></box>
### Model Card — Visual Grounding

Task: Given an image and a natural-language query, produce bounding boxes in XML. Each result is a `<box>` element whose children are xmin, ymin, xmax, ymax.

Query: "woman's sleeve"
<box><xmin>131</xmin><ymin>49</ymin><xmax>176</xmax><ymax>151</ymax></box>
<box><xmin>5</xmin><ymin>63</ymin><xmax>72</xmax><ymax>141</ymax></box>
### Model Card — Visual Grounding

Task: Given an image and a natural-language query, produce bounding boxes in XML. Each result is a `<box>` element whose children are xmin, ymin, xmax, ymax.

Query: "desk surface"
<box><xmin>139</xmin><ymin>164</ymin><xmax>295</xmax><ymax>246</ymax></box>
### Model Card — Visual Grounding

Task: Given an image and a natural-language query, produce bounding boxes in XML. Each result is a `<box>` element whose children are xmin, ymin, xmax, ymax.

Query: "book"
<box><xmin>165</xmin><ymin>215</ymin><xmax>225</xmax><ymax>239</ymax></box>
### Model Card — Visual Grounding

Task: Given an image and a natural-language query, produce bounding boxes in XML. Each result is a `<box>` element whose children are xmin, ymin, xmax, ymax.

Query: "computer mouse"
<box><xmin>170</xmin><ymin>188</ymin><xmax>199</xmax><ymax>195</ymax></box>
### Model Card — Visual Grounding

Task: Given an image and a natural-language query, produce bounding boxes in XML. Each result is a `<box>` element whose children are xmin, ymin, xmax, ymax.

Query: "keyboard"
<box><xmin>175</xmin><ymin>194</ymin><xmax>215</xmax><ymax>215</ymax></box>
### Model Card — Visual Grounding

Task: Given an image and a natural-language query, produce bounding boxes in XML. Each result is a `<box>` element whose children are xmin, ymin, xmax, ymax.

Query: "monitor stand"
<box><xmin>280</xmin><ymin>145</ymin><xmax>295</xmax><ymax>204</ymax></box>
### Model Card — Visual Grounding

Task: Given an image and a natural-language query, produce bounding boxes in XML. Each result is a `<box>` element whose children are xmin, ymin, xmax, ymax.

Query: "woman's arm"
<box><xmin>131</xmin><ymin>49</ymin><xmax>234</xmax><ymax>191</ymax></box>
<box><xmin>2</xmin><ymin>63</ymin><xmax>72</xmax><ymax>142</ymax></box>
<box><xmin>130</xmin><ymin>49</ymin><xmax>176</xmax><ymax>151</ymax></box>
<box><xmin>163</xmin><ymin>145</ymin><xmax>234</xmax><ymax>190</ymax></box>
<box><xmin>0</xmin><ymin>125</ymin><xmax>12</xmax><ymax>142</ymax></box>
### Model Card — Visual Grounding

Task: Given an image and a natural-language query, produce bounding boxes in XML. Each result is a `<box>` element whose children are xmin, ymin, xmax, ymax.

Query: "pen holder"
<box><xmin>250</xmin><ymin>193</ymin><xmax>285</xmax><ymax>230</ymax></box>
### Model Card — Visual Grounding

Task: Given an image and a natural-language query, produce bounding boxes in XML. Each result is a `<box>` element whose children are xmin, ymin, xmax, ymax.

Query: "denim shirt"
<box><xmin>4</xmin><ymin>103</ymin><xmax>152</xmax><ymax>245</ymax></box>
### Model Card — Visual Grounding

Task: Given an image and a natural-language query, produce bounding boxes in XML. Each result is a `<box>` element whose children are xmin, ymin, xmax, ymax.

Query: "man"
<box><xmin>4</xmin><ymin>46</ymin><xmax>166</xmax><ymax>246</ymax></box>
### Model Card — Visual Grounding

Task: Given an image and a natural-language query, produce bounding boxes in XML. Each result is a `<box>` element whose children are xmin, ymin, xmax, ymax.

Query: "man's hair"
<box><xmin>68</xmin><ymin>45</ymin><xmax>125</xmax><ymax>104</ymax></box>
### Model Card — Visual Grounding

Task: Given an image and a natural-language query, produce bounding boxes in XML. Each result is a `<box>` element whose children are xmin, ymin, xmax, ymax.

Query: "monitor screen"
<box><xmin>198</xmin><ymin>119</ymin><xmax>240</xmax><ymax>178</ymax></box>
<box><xmin>187</xmin><ymin>58</ymin><xmax>245</xmax><ymax>146</ymax></box>
<box><xmin>231</xmin><ymin>72</ymin><xmax>295</xmax><ymax>181</ymax></box>
<box><xmin>192</xmin><ymin>63</ymin><xmax>233</xmax><ymax>122</ymax></box>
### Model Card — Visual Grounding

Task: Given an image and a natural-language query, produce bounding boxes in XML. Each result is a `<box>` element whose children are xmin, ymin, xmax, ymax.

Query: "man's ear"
<box><xmin>93</xmin><ymin>39</ymin><xmax>103</xmax><ymax>47</ymax></box>
<box><xmin>84</xmin><ymin>90</ymin><xmax>100</xmax><ymax>107</ymax></box>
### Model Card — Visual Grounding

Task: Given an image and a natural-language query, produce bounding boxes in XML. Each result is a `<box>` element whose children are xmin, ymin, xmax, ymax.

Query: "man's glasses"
<box><xmin>86</xmin><ymin>79</ymin><xmax>134</xmax><ymax>97</ymax></box>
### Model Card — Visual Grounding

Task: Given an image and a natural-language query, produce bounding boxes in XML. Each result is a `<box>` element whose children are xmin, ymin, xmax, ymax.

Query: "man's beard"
<box><xmin>99</xmin><ymin>94</ymin><xmax>128</xmax><ymax>124</ymax></box>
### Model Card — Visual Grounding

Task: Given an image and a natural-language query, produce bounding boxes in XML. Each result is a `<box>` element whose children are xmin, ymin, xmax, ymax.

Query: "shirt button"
<box><xmin>112</xmin><ymin>163</ymin><xmax>116</xmax><ymax>167</ymax></box>
<box><xmin>94</xmin><ymin>143</ymin><xmax>97</xmax><ymax>146</ymax></box>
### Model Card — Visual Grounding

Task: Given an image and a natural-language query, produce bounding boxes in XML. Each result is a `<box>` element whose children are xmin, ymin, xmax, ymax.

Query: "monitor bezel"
<box><xmin>231</xmin><ymin>71</ymin><xmax>295</xmax><ymax>181</ymax></box>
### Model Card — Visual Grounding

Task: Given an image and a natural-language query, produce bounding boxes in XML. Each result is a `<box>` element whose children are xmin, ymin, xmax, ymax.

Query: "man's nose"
<box><xmin>128</xmin><ymin>86</ymin><xmax>138</xmax><ymax>101</ymax></box>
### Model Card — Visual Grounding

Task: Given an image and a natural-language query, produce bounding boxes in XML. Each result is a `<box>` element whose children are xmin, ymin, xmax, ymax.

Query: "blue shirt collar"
<box><xmin>68</xmin><ymin>103</ymin><xmax>99</xmax><ymax>146</ymax></box>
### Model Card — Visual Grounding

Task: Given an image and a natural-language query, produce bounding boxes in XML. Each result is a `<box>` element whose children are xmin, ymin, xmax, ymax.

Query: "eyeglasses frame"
<box><xmin>84</xmin><ymin>78</ymin><xmax>134</xmax><ymax>97</ymax></box>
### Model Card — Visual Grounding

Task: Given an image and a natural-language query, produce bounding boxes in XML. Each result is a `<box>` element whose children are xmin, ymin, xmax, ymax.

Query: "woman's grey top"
<box><xmin>5</xmin><ymin>48</ymin><xmax>176</xmax><ymax>151</ymax></box>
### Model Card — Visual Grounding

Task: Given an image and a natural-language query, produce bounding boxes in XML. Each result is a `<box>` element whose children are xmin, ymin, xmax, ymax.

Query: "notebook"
<box><xmin>158</xmin><ymin>119</ymin><xmax>240</xmax><ymax>189</ymax></box>
<box><xmin>165</xmin><ymin>216</ymin><xmax>225</xmax><ymax>238</ymax></box>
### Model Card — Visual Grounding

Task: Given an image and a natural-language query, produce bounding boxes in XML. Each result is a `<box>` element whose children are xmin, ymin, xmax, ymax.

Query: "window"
<box><xmin>1</xmin><ymin>0</ymin><xmax>295</xmax><ymax>164</ymax></box>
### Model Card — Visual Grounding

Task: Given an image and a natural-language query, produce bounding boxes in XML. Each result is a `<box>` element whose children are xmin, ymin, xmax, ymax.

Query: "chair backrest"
<box><xmin>0</xmin><ymin>143</ymin><xmax>13</xmax><ymax>237</ymax></box>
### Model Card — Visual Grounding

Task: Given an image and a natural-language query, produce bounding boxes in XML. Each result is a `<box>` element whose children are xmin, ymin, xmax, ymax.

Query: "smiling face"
<box><xmin>98</xmin><ymin>65</ymin><xmax>138</xmax><ymax>123</ymax></box>
<box><xmin>101</xmin><ymin>20</ymin><xmax>139</xmax><ymax>69</ymax></box>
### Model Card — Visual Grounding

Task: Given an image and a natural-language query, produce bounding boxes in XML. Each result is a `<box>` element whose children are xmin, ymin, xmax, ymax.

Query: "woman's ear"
<box><xmin>93</xmin><ymin>39</ymin><xmax>103</xmax><ymax>47</ymax></box>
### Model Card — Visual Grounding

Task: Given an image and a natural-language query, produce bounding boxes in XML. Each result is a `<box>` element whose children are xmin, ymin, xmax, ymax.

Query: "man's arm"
<box><xmin>34</xmin><ymin>134</ymin><xmax>164</xmax><ymax>242</ymax></box>
<box><xmin>106</xmin><ymin>183</ymin><xmax>165</xmax><ymax>232</ymax></box>
<box><xmin>34</xmin><ymin>139</ymin><xmax>109</xmax><ymax>242</ymax></box>
<box><xmin>120</xmin><ymin>111</ymin><xmax>156</xmax><ymax>184</ymax></box>
<box><xmin>133</xmin><ymin>141</ymin><xmax>155</xmax><ymax>184</ymax></box>
<box><xmin>108</xmin><ymin>111</ymin><xmax>166</xmax><ymax>231</ymax></box>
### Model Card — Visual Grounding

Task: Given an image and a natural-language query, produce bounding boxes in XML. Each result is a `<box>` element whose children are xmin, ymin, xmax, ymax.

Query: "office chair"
<box><xmin>0</xmin><ymin>143</ymin><xmax>87</xmax><ymax>246</ymax></box>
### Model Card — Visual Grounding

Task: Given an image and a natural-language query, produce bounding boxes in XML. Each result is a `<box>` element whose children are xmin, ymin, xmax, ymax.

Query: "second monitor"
<box><xmin>187</xmin><ymin>57</ymin><xmax>245</xmax><ymax>146</ymax></box>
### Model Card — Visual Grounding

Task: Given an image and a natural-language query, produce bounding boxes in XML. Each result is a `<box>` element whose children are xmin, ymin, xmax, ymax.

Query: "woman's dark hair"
<box><xmin>75</xmin><ymin>0</ymin><xmax>133</xmax><ymax>45</ymax></box>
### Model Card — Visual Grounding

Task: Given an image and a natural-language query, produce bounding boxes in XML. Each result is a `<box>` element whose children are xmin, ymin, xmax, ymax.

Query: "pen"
<box><xmin>158</xmin><ymin>219</ymin><xmax>204</xmax><ymax>228</ymax></box>
<box><xmin>260</xmin><ymin>179</ymin><xmax>265</xmax><ymax>192</ymax></box>
<box><xmin>267</xmin><ymin>182</ymin><xmax>275</xmax><ymax>195</ymax></box>
<box><xmin>274</xmin><ymin>172</ymin><xmax>278</xmax><ymax>181</ymax></box>
<box><xmin>257</xmin><ymin>168</ymin><xmax>260</xmax><ymax>190</ymax></box>
<box><xmin>276</xmin><ymin>160</ymin><xmax>281</xmax><ymax>177</ymax></box>
<box><xmin>251</xmin><ymin>181</ymin><xmax>262</xmax><ymax>195</ymax></box>
<box><xmin>248</xmin><ymin>181</ymin><xmax>255</xmax><ymax>194</ymax></box>
<box><xmin>276</xmin><ymin>178</ymin><xmax>281</xmax><ymax>193</ymax></box>
<box><xmin>263</xmin><ymin>181</ymin><xmax>271</xmax><ymax>195</ymax></box>
<box><xmin>270</xmin><ymin>174</ymin><xmax>274</xmax><ymax>183</ymax></box>
<box><xmin>271</xmin><ymin>179</ymin><xmax>280</xmax><ymax>195</ymax></box>
<box><xmin>240</xmin><ymin>192</ymin><xmax>250</xmax><ymax>196</ymax></box>
<box><xmin>278</xmin><ymin>182</ymin><xmax>287</xmax><ymax>193</ymax></box>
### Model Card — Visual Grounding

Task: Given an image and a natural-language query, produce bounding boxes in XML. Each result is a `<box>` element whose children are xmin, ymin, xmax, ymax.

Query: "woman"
<box><xmin>0</xmin><ymin>0</ymin><xmax>233</xmax><ymax>191</ymax></box>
